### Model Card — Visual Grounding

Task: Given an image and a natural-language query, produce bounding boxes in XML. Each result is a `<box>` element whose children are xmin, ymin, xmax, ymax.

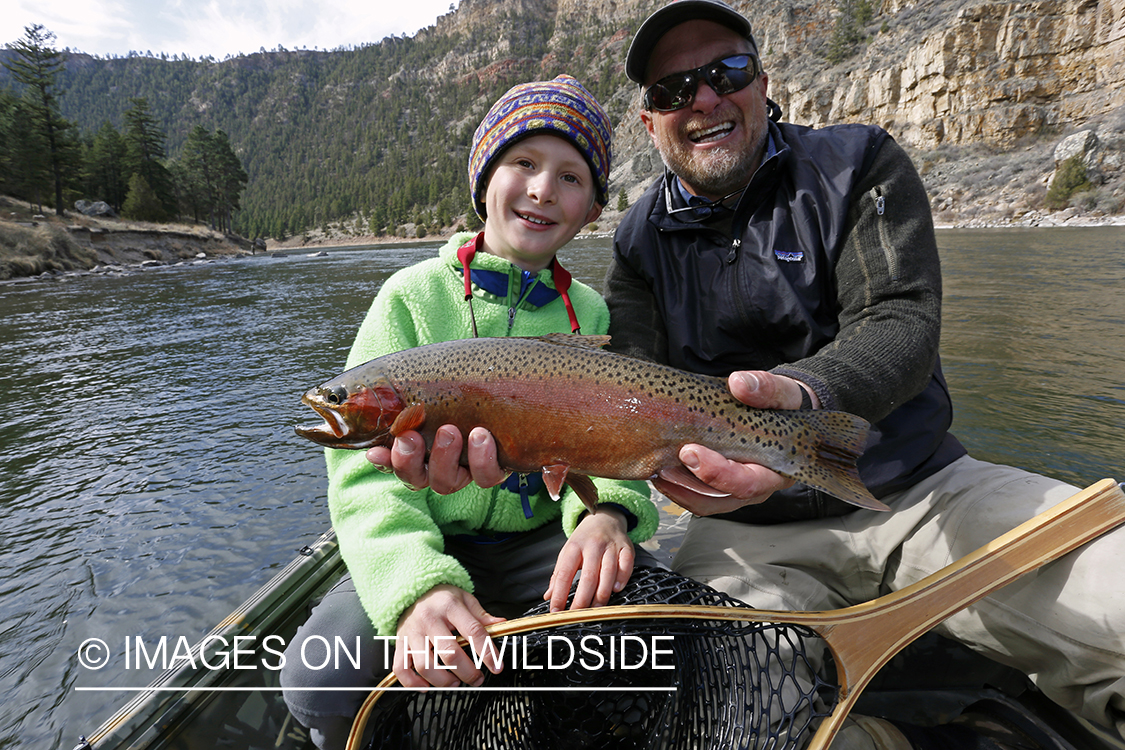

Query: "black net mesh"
<box><xmin>360</xmin><ymin>566</ymin><xmax>838</xmax><ymax>749</ymax></box>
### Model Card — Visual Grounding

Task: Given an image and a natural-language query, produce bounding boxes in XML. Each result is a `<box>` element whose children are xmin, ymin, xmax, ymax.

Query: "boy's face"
<box><xmin>482</xmin><ymin>134</ymin><xmax>603</xmax><ymax>273</ymax></box>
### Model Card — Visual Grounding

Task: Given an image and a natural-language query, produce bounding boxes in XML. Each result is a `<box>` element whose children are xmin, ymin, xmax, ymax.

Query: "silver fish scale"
<box><xmin>382</xmin><ymin>337</ymin><xmax>814</xmax><ymax>454</ymax></box>
<box><xmin>318</xmin><ymin>335</ymin><xmax>878</xmax><ymax>509</ymax></box>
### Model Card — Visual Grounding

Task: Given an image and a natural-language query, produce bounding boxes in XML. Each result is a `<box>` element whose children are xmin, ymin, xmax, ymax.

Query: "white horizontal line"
<box><xmin>75</xmin><ymin>686</ymin><xmax>678</xmax><ymax>693</ymax></box>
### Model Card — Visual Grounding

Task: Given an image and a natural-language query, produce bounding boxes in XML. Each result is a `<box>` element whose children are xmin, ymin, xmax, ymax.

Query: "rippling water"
<box><xmin>937</xmin><ymin>227</ymin><xmax>1125</xmax><ymax>487</ymax></box>
<box><xmin>0</xmin><ymin>245</ymin><xmax>429</xmax><ymax>749</ymax></box>
<box><xmin>0</xmin><ymin>229</ymin><xmax>1122</xmax><ymax>749</ymax></box>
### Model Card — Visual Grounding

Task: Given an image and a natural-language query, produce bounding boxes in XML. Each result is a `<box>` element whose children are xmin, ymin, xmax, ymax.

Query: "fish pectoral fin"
<box><xmin>389</xmin><ymin>403</ymin><xmax>426</xmax><ymax>437</ymax></box>
<box><xmin>541</xmin><ymin>464</ymin><xmax>570</xmax><ymax>501</ymax></box>
<box><xmin>542</xmin><ymin>464</ymin><xmax>601</xmax><ymax>515</ymax></box>
<box><xmin>657</xmin><ymin>466</ymin><xmax>732</xmax><ymax>498</ymax></box>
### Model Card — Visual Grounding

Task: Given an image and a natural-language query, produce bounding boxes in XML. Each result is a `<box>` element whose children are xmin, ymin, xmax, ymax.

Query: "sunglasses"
<box><xmin>643</xmin><ymin>54</ymin><xmax>763</xmax><ymax>112</ymax></box>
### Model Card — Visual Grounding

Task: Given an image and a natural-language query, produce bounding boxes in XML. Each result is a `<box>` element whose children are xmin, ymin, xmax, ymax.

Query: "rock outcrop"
<box><xmin>768</xmin><ymin>0</ymin><xmax>1125</xmax><ymax>150</ymax></box>
<box><xmin>430</xmin><ymin>0</ymin><xmax>1125</xmax><ymax>224</ymax></box>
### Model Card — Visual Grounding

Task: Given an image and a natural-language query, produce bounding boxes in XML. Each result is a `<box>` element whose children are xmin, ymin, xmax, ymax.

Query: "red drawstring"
<box><xmin>548</xmin><ymin>257</ymin><xmax>581</xmax><ymax>334</ymax></box>
<box><xmin>457</xmin><ymin>233</ymin><xmax>485</xmax><ymax>338</ymax></box>
<box><xmin>456</xmin><ymin>232</ymin><xmax>581</xmax><ymax>336</ymax></box>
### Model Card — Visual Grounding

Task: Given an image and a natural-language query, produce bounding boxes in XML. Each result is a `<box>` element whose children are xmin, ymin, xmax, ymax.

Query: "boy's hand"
<box><xmin>544</xmin><ymin>506</ymin><xmax>634</xmax><ymax>613</ymax></box>
<box><xmin>367</xmin><ymin>426</ymin><xmax>506</xmax><ymax>494</ymax></box>
<box><xmin>393</xmin><ymin>585</ymin><xmax>506</xmax><ymax>688</ymax></box>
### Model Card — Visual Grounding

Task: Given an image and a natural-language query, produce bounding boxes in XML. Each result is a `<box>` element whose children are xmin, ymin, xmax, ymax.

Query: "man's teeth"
<box><xmin>518</xmin><ymin>212</ymin><xmax>550</xmax><ymax>225</ymax></box>
<box><xmin>691</xmin><ymin>123</ymin><xmax>733</xmax><ymax>143</ymax></box>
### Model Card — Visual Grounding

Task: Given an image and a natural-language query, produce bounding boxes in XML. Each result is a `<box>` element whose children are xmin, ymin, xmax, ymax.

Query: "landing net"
<box><xmin>358</xmin><ymin>566</ymin><xmax>838</xmax><ymax>749</ymax></box>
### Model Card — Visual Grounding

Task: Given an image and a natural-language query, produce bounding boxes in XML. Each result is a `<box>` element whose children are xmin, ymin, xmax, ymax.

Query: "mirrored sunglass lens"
<box><xmin>708</xmin><ymin>67</ymin><xmax>753</xmax><ymax>95</ymax></box>
<box><xmin>707</xmin><ymin>56</ymin><xmax>754</xmax><ymax>94</ymax></box>
<box><xmin>721</xmin><ymin>55</ymin><xmax>752</xmax><ymax>71</ymax></box>
<box><xmin>648</xmin><ymin>73</ymin><xmax>696</xmax><ymax>111</ymax></box>
<box><xmin>646</xmin><ymin>55</ymin><xmax>758</xmax><ymax>111</ymax></box>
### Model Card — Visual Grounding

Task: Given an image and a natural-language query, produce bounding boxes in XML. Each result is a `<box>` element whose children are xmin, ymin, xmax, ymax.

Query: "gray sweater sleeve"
<box><xmin>604</xmin><ymin>247</ymin><xmax>668</xmax><ymax>363</ymax></box>
<box><xmin>772</xmin><ymin>137</ymin><xmax>943</xmax><ymax>423</ymax></box>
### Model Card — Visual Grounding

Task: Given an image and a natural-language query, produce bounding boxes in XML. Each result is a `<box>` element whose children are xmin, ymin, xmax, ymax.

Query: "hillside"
<box><xmin>3</xmin><ymin>0</ymin><xmax>1124</xmax><ymax>242</ymax></box>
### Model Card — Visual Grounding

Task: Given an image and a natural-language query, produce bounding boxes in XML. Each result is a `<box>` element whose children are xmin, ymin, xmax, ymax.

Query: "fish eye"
<box><xmin>324</xmin><ymin>386</ymin><xmax>349</xmax><ymax>405</ymax></box>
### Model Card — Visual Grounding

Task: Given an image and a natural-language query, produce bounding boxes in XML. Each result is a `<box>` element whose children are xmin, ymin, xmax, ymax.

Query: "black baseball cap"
<box><xmin>625</xmin><ymin>0</ymin><xmax>759</xmax><ymax>84</ymax></box>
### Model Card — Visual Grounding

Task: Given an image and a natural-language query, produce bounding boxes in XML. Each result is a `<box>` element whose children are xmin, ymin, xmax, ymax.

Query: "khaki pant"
<box><xmin>672</xmin><ymin>456</ymin><xmax>1125</xmax><ymax>748</ymax></box>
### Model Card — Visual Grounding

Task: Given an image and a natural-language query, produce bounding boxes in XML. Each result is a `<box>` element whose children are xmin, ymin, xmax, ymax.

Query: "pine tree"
<box><xmin>0</xmin><ymin>92</ymin><xmax>16</xmax><ymax>197</ymax></box>
<box><xmin>0</xmin><ymin>91</ymin><xmax>50</xmax><ymax>207</ymax></box>
<box><xmin>122</xmin><ymin>97</ymin><xmax>176</xmax><ymax>220</ymax></box>
<box><xmin>1045</xmin><ymin>155</ymin><xmax>1093</xmax><ymax>210</ymax></box>
<box><xmin>2</xmin><ymin>24</ymin><xmax>79</xmax><ymax>215</ymax></box>
<box><xmin>122</xmin><ymin>172</ymin><xmax>166</xmax><ymax>222</ymax></box>
<box><xmin>179</xmin><ymin>124</ymin><xmax>219</xmax><ymax>224</ymax></box>
<box><xmin>211</xmin><ymin>130</ymin><xmax>248</xmax><ymax>233</ymax></box>
<box><xmin>86</xmin><ymin>122</ymin><xmax>129</xmax><ymax>211</ymax></box>
<box><xmin>826</xmin><ymin>0</ymin><xmax>876</xmax><ymax>64</ymax></box>
<box><xmin>174</xmin><ymin>125</ymin><xmax>248</xmax><ymax>232</ymax></box>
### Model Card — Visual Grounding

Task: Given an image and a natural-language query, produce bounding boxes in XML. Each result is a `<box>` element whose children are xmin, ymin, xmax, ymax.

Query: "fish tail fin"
<box><xmin>790</xmin><ymin>410</ymin><xmax>889</xmax><ymax>512</ymax></box>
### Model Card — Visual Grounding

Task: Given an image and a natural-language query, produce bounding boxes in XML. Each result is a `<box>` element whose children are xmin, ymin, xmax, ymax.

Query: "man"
<box><xmin>371</xmin><ymin>2</ymin><xmax>1125</xmax><ymax>748</ymax></box>
<box><xmin>601</xmin><ymin>1</ymin><xmax>1125</xmax><ymax>748</ymax></box>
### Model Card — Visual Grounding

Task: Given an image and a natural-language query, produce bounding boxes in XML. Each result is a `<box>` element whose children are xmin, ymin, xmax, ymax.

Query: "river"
<box><xmin>0</xmin><ymin>228</ymin><xmax>1122</xmax><ymax>749</ymax></box>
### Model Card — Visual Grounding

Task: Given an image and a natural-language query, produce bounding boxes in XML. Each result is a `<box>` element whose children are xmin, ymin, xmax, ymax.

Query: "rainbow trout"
<box><xmin>296</xmin><ymin>334</ymin><xmax>888</xmax><ymax>513</ymax></box>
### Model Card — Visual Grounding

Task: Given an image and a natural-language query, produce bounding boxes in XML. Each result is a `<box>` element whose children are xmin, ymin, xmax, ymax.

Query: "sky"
<box><xmin>2</xmin><ymin>0</ymin><xmax>461</xmax><ymax>59</ymax></box>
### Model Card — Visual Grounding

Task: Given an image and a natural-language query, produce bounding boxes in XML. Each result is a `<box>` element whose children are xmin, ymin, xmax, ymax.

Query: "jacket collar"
<box><xmin>650</xmin><ymin>119</ymin><xmax>790</xmax><ymax>233</ymax></box>
<box><xmin>454</xmin><ymin>232</ymin><xmax>581</xmax><ymax>333</ymax></box>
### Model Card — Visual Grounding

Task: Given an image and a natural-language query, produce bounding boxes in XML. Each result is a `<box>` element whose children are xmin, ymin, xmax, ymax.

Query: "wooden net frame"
<box><xmin>347</xmin><ymin>479</ymin><xmax>1125</xmax><ymax>750</ymax></box>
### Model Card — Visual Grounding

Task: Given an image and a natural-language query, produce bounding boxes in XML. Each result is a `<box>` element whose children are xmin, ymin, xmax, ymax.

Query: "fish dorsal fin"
<box><xmin>531</xmin><ymin>333</ymin><xmax>611</xmax><ymax>350</ymax></box>
<box><xmin>389</xmin><ymin>403</ymin><xmax>426</xmax><ymax>436</ymax></box>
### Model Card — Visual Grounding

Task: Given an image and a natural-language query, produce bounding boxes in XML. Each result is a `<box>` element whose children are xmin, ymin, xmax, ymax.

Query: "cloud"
<box><xmin>4</xmin><ymin>0</ymin><xmax>138</xmax><ymax>54</ymax></box>
<box><xmin>3</xmin><ymin>0</ymin><xmax>459</xmax><ymax>59</ymax></box>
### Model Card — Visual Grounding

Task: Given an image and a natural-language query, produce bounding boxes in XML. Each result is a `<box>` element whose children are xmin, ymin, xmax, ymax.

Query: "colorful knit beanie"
<box><xmin>469</xmin><ymin>74</ymin><xmax>612</xmax><ymax>221</ymax></box>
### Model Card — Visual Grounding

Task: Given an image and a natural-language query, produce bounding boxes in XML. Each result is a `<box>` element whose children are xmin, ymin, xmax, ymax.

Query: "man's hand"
<box><xmin>653</xmin><ymin>371</ymin><xmax>817</xmax><ymax>515</ymax></box>
<box><xmin>366</xmin><ymin>425</ymin><xmax>506</xmax><ymax>494</ymax></box>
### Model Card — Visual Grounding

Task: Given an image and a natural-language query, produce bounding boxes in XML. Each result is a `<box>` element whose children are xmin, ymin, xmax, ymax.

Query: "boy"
<box><xmin>281</xmin><ymin>75</ymin><xmax>660</xmax><ymax>749</ymax></box>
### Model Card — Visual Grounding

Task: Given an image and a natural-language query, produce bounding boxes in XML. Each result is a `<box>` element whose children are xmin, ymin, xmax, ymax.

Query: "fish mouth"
<box><xmin>295</xmin><ymin>393</ymin><xmax>351</xmax><ymax>445</ymax></box>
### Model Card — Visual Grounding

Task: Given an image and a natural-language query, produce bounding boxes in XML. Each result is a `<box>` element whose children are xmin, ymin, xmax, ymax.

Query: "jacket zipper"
<box><xmin>506</xmin><ymin>266</ymin><xmax>541</xmax><ymax>333</ymax></box>
<box><xmin>726</xmin><ymin>238</ymin><xmax>742</xmax><ymax>264</ymax></box>
<box><xmin>871</xmin><ymin>187</ymin><xmax>899</xmax><ymax>281</ymax></box>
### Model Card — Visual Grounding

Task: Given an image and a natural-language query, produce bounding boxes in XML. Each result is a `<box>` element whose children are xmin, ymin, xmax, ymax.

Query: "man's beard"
<box><xmin>655</xmin><ymin>113</ymin><xmax>765</xmax><ymax>198</ymax></box>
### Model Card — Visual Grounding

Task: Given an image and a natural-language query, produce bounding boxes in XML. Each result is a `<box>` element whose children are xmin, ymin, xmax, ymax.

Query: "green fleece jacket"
<box><xmin>326</xmin><ymin>232</ymin><xmax>657</xmax><ymax>637</ymax></box>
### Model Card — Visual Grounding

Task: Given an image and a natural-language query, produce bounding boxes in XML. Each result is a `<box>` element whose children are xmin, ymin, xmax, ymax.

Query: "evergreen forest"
<box><xmin>0</xmin><ymin>7</ymin><xmax>635</xmax><ymax>241</ymax></box>
<box><xmin>1</xmin><ymin>26</ymin><xmax>250</xmax><ymax>234</ymax></box>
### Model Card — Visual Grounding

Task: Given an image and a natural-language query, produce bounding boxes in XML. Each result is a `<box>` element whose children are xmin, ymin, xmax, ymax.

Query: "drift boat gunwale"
<box><xmin>71</xmin><ymin>501</ymin><xmax>1125</xmax><ymax>750</ymax></box>
<box><xmin>72</xmin><ymin>530</ymin><xmax>343</xmax><ymax>750</ymax></box>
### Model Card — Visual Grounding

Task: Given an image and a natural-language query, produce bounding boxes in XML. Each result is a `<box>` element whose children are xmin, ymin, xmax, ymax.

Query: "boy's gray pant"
<box><xmin>280</xmin><ymin>522</ymin><xmax>662</xmax><ymax>748</ymax></box>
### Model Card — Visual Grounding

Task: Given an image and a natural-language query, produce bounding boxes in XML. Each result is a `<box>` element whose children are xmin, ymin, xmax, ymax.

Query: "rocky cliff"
<box><xmin>775</xmin><ymin>0</ymin><xmax>1125</xmax><ymax>150</ymax></box>
<box><xmin>428</xmin><ymin>0</ymin><xmax>1125</xmax><ymax>227</ymax></box>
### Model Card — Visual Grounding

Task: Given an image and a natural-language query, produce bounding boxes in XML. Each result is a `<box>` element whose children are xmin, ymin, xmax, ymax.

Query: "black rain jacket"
<box><xmin>606</xmin><ymin>119</ymin><xmax>966</xmax><ymax>523</ymax></box>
